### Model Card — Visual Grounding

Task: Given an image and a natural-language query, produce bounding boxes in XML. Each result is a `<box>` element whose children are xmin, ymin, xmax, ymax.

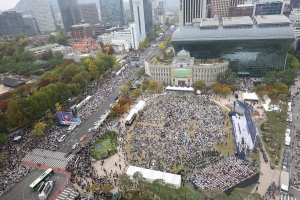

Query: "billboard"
<box><xmin>57</xmin><ymin>112</ymin><xmax>73</xmax><ymax>125</ymax></box>
<box><xmin>171</xmin><ymin>68</ymin><xmax>192</xmax><ymax>78</ymax></box>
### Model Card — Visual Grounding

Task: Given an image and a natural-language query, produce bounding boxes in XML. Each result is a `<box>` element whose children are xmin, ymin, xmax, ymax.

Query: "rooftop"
<box><xmin>200</xmin><ymin>18</ymin><xmax>219</xmax><ymax>27</ymax></box>
<box><xmin>70</xmin><ymin>23</ymin><xmax>91</xmax><ymax>30</ymax></box>
<box><xmin>222</xmin><ymin>16</ymin><xmax>253</xmax><ymax>27</ymax></box>
<box><xmin>254</xmin><ymin>15</ymin><xmax>291</xmax><ymax>26</ymax></box>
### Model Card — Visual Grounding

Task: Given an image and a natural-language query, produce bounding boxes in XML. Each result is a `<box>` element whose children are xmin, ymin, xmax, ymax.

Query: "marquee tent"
<box><xmin>243</xmin><ymin>92</ymin><xmax>259</xmax><ymax>101</ymax></box>
<box><xmin>126</xmin><ymin>166</ymin><xmax>181</xmax><ymax>188</ymax></box>
<box><xmin>134</xmin><ymin>100</ymin><xmax>146</xmax><ymax>111</ymax></box>
<box><xmin>165</xmin><ymin>86</ymin><xmax>194</xmax><ymax>92</ymax></box>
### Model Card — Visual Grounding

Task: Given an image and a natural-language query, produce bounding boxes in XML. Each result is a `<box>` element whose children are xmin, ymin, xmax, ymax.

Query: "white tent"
<box><xmin>243</xmin><ymin>92</ymin><xmax>259</xmax><ymax>101</ymax></box>
<box><xmin>126</xmin><ymin>166</ymin><xmax>181</xmax><ymax>188</ymax></box>
<box><xmin>125</xmin><ymin>109</ymin><xmax>138</xmax><ymax>122</ymax></box>
<box><xmin>165</xmin><ymin>86</ymin><xmax>194</xmax><ymax>92</ymax></box>
<box><xmin>134</xmin><ymin>100</ymin><xmax>146</xmax><ymax>111</ymax></box>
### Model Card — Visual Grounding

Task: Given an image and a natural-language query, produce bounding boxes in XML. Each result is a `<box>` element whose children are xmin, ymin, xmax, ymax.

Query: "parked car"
<box><xmin>58</xmin><ymin>135</ymin><xmax>66</xmax><ymax>142</ymax></box>
<box><xmin>75</xmin><ymin>146</ymin><xmax>82</xmax><ymax>154</ymax></box>
<box><xmin>114</xmin><ymin>96</ymin><xmax>119</xmax><ymax>100</ymax></box>
<box><xmin>282</xmin><ymin>156</ymin><xmax>288</xmax><ymax>168</ymax></box>
<box><xmin>109</xmin><ymin>103</ymin><xmax>113</xmax><ymax>108</ymax></box>
<box><xmin>80</xmin><ymin>135</ymin><xmax>87</xmax><ymax>142</ymax></box>
<box><xmin>284</xmin><ymin>149</ymin><xmax>290</xmax><ymax>158</ymax></box>
<box><xmin>72</xmin><ymin>143</ymin><xmax>79</xmax><ymax>150</ymax></box>
<box><xmin>88</xmin><ymin>128</ymin><xmax>93</xmax><ymax>133</ymax></box>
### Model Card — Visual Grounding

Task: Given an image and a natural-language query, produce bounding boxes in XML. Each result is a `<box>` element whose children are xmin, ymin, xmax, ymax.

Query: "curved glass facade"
<box><xmin>172</xmin><ymin>26</ymin><xmax>294</xmax><ymax>77</ymax></box>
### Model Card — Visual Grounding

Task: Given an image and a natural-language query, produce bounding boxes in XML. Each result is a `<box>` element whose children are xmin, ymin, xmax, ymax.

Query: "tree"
<box><xmin>133</xmin><ymin>88</ymin><xmax>142</xmax><ymax>97</ymax></box>
<box><xmin>229</xmin><ymin>188</ymin><xmax>263</xmax><ymax>200</ymax></box>
<box><xmin>102</xmin><ymin>184</ymin><xmax>112</xmax><ymax>194</ymax></box>
<box><xmin>20</xmin><ymin>50</ymin><xmax>34</xmax><ymax>62</ymax></box>
<box><xmin>48</xmin><ymin>35</ymin><xmax>56</xmax><ymax>43</ymax></box>
<box><xmin>253</xmin><ymin>84</ymin><xmax>266</xmax><ymax>97</ymax></box>
<box><xmin>118</xmin><ymin>174</ymin><xmax>132</xmax><ymax>197</ymax></box>
<box><xmin>291</xmin><ymin>57</ymin><xmax>300</xmax><ymax>70</ymax></box>
<box><xmin>55</xmin><ymin>30</ymin><xmax>69</xmax><ymax>45</ymax></box>
<box><xmin>53</xmin><ymin>51</ymin><xmax>64</xmax><ymax>60</ymax></box>
<box><xmin>159</xmin><ymin>42</ymin><xmax>166</xmax><ymax>50</ymax></box>
<box><xmin>156</xmin><ymin>83</ymin><xmax>164</xmax><ymax>93</ymax></box>
<box><xmin>0</xmin><ymin>133</ymin><xmax>8</xmax><ymax>145</ymax></box>
<box><xmin>217</xmin><ymin>69</ymin><xmax>237</xmax><ymax>85</ymax></box>
<box><xmin>134</xmin><ymin>67</ymin><xmax>145</xmax><ymax>78</ymax></box>
<box><xmin>120</xmin><ymin>85</ymin><xmax>130</xmax><ymax>95</ymax></box>
<box><xmin>72</xmin><ymin>73</ymin><xmax>88</xmax><ymax>89</ymax></box>
<box><xmin>221</xmin><ymin>86</ymin><xmax>231</xmax><ymax>97</ymax></box>
<box><xmin>55</xmin><ymin>103</ymin><xmax>62</xmax><ymax>112</ymax></box>
<box><xmin>89</xmin><ymin>63</ymin><xmax>99</xmax><ymax>79</ymax></box>
<box><xmin>31</xmin><ymin>122</ymin><xmax>47</xmax><ymax>137</ymax></box>
<box><xmin>194</xmin><ymin>80</ymin><xmax>206</xmax><ymax>91</ymax></box>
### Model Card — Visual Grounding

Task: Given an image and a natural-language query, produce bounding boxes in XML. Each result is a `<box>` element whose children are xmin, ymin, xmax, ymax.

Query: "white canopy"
<box><xmin>134</xmin><ymin>100</ymin><xmax>146</xmax><ymax>111</ymax></box>
<box><xmin>125</xmin><ymin>109</ymin><xmax>138</xmax><ymax>122</ymax></box>
<box><xmin>166</xmin><ymin>86</ymin><xmax>194</xmax><ymax>92</ymax></box>
<box><xmin>126</xmin><ymin>166</ymin><xmax>181</xmax><ymax>188</ymax></box>
<box><xmin>243</xmin><ymin>92</ymin><xmax>259</xmax><ymax>101</ymax></box>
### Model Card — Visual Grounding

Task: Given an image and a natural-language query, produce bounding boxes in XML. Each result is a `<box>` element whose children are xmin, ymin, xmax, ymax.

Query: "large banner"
<box><xmin>57</xmin><ymin>112</ymin><xmax>73</xmax><ymax>125</ymax></box>
<box><xmin>144</xmin><ymin>61</ymin><xmax>151</xmax><ymax>76</ymax></box>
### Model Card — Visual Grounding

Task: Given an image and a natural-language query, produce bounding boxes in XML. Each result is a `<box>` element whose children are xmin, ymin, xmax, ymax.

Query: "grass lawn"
<box><xmin>91</xmin><ymin>130</ymin><xmax>117</xmax><ymax>160</ymax></box>
<box><xmin>213</xmin><ymin>132</ymin><xmax>235</xmax><ymax>157</ymax></box>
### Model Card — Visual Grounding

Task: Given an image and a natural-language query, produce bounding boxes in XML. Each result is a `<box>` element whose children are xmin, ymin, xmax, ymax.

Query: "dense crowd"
<box><xmin>263</xmin><ymin>182</ymin><xmax>279</xmax><ymax>199</ymax></box>
<box><xmin>189</xmin><ymin>156</ymin><xmax>259</xmax><ymax>191</ymax></box>
<box><xmin>235</xmin><ymin>78</ymin><xmax>254</xmax><ymax>93</ymax></box>
<box><xmin>127</xmin><ymin>93</ymin><xmax>227</xmax><ymax>174</ymax></box>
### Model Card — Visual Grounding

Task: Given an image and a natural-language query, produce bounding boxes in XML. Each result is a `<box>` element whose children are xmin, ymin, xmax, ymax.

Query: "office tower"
<box><xmin>99</xmin><ymin>0</ymin><xmax>125</xmax><ymax>27</ymax></box>
<box><xmin>179</xmin><ymin>0</ymin><xmax>207</xmax><ymax>26</ymax></box>
<box><xmin>152</xmin><ymin>0</ymin><xmax>168</xmax><ymax>24</ymax></box>
<box><xmin>253</xmin><ymin>1</ymin><xmax>284</xmax><ymax>16</ymax></box>
<box><xmin>58</xmin><ymin>0</ymin><xmax>82</xmax><ymax>32</ymax></box>
<box><xmin>22</xmin><ymin>15</ymin><xmax>40</xmax><ymax>34</ymax></box>
<box><xmin>291</xmin><ymin>0</ymin><xmax>300</xmax><ymax>8</ymax></box>
<box><xmin>172</xmin><ymin>15</ymin><xmax>294</xmax><ymax>77</ymax></box>
<box><xmin>70</xmin><ymin>23</ymin><xmax>93</xmax><ymax>39</ymax></box>
<box><xmin>31</xmin><ymin>0</ymin><xmax>56</xmax><ymax>33</ymax></box>
<box><xmin>79</xmin><ymin>3</ymin><xmax>99</xmax><ymax>27</ymax></box>
<box><xmin>132</xmin><ymin>0</ymin><xmax>154</xmax><ymax>37</ymax></box>
<box><xmin>210</xmin><ymin>0</ymin><xmax>231</xmax><ymax>18</ymax></box>
<box><xmin>0</xmin><ymin>11</ymin><xmax>33</xmax><ymax>36</ymax></box>
<box><xmin>230</xmin><ymin>0</ymin><xmax>246</xmax><ymax>7</ymax></box>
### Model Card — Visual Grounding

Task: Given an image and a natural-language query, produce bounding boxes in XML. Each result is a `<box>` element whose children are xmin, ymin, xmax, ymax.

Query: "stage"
<box><xmin>232</xmin><ymin>113</ymin><xmax>254</xmax><ymax>150</ymax></box>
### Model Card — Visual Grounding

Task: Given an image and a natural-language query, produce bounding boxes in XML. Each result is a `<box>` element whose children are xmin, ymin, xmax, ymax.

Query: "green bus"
<box><xmin>29</xmin><ymin>168</ymin><xmax>54</xmax><ymax>191</ymax></box>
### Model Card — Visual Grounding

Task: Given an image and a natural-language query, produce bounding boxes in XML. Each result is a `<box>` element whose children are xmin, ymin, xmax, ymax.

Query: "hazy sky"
<box><xmin>1</xmin><ymin>0</ymin><xmax>20</xmax><ymax>11</ymax></box>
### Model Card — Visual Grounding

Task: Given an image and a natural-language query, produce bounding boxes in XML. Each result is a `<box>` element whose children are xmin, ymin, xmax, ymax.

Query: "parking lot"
<box><xmin>2</xmin><ymin>168</ymin><xmax>67</xmax><ymax>200</ymax></box>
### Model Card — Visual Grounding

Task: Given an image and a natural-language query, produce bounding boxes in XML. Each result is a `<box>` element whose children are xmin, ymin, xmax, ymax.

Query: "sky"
<box><xmin>1</xmin><ymin>0</ymin><xmax>20</xmax><ymax>11</ymax></box>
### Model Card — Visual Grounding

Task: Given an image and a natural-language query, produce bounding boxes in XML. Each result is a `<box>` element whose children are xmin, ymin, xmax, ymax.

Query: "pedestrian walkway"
<box><xmin>22</xmin><ymin>149</ymin><xmax>75</xmax><ymax>169</ymax></box>
<box><xmin>280</xmin><ymin>193</ymin><xmax>298</xmax><ymax>200</ymax></box>
<box><xmin>56</xmin><ymin>187</ymin><xmax>79</xmax><ymax>200</ymax></box>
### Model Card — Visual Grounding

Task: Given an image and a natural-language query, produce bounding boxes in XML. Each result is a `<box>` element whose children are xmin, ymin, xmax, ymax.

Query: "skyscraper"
<box><xmin>58</xmin><ymin>0</ymin><xmax>82</xmax><ymax>32</ymax></box>
<box><xmin>99</xmin><ymin>0</ymin><xmax>125</xmax><ymax>27</ymax></box>
<box><xmin>31</xmin><ymin>0</ymin><xmax>56</xmax><ymax>33</ymax></box>
<box><xmin>79</xmin><ymin>3</ymin><xmax>99</xmax><ymax>26</ymax></box>
<box><xmin>253</xmin><ymin>1</ymin><xmax>284</xmax><ymax>16</ymax></box>
<box><xmin>131</xmin><ymin>0</ymin><xmax>154</xmax><ymax>37</ymax></box>
<box><xmin>0</xmin><ymin>11</ymin><xmax>33</xmax><ymax>36</ymax></box>
<box><xmin>291</xmin><ymin>0</ymin><xmax>300</xmax><ymax>9</ymax></box>
<box><xmin>152</xmin><ymin>0</ymin><xmax>168</xmax><ymax>24</ymax></box>
<box><xmin>179</xmin><ymin>0</ymin><xmax>206</xmax><ymax>26</ymax></box>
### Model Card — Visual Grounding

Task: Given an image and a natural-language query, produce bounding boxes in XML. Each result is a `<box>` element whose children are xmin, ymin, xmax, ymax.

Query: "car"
<box><xmin>113</xmin><ymin>122</ymin><xmax>121</xmax><ymax>128</ymax></box>
<box><xmin>114</xmin><ymin>96</ymin><xmax>119</xmax><ymax>100</ymax></box>
<box><xmin>109</xmin><ymin>103</ymin><xmax>113</xmax><ymax>108</ymax></box>
<box><xmin>94</xmin><ymin>121</ymin><xmax>99</xmax><ymax>125</ymax></box>
<box><xmin>80</xmin><ymin>135</ymin><xmax>87</xmax><ymax>142</ymax></box>
<box><xmin>105</xmin><ymin>110</ymin><xmax>108</xmax><ymax>113</ymax></box>
<box><xmin>75</xmin><ymin>146</ymin><xmax>82</xmax><ymax>154</ymax></box>
<box><xmin>284</xmin><ymin>149</ymin><xmax>290</xmax><ymax>158</ymax></box>
<box><xmin>58</xmin><ymin>135</ymin><xmax>66</xmax><ymax>142</ymax></box>
<box><xmin>88</xmin><ymin>128</ymin><xmax>92</xmax><ymax>133</ymax></box>
<box><xmin>64</xmin><ymin>150</ymin><xmax>72</xmax><ymax>158</ymax></box>
<box><xmin>282</xmin><ymin>156</ymin><xmax>288</xmax><ymax>168</ymax></box>
<box><xmin>72</xmin><ymin>143</ymin><xmax>79</xmax><ymax>150</ymax></box>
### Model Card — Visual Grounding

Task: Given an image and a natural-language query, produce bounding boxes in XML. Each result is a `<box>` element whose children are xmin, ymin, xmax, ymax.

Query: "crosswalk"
<box><xmin>280</xmin><ymin>194</ymin><xmax>298</xmax><ymax>200</ymax></box>
<box><xmin>22</xmin><ymin>148</ymin><xmax>75</xmax><ymax>169</ymax></box>
<box><xmin>56</xmin><ymin>187</ymin><xmax>79</xmax><ymax>200</ymax></box>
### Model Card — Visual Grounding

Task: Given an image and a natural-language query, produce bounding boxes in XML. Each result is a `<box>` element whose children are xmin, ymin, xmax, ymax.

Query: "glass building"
<box><xmin>171</xmin><ymin>16</ymin><xmax>294</xmax><ymax>77</ymax></box>
<box><xmin>253</xmin><ymin>1</ymin><xmax>283</xmax><ymax>16</ymax></box>
<box><xmin>57</xmin><ymin>0</ymin><xmax>82</xmax><ymax>32</ymax></box>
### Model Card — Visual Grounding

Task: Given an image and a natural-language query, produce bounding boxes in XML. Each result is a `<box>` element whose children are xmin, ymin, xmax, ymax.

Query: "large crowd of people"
<box><xmin>189</xmin><ymin>156</ymin><xmax>259</xmax><ymax>191</ymax></box>
<box><xmin>235</xmin><ymin>77</ymin><xmax>255</xmax><ymax>93</ymax></box>
<box><xmin>126</xmin><ymin>93</ymin><xmax>227</xmax><ymax>174</ymax></box>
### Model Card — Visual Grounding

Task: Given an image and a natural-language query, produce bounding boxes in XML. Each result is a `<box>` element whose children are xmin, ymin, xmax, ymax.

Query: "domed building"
<box><xmin>145</xmin><ymin>48</ymin><xmax>229</xmax><ymax>86</ymax></box>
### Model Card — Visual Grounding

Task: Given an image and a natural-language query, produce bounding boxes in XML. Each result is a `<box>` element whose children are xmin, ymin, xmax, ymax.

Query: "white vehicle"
<box><xmin>94</xmin><ymin>121</ymin><xmax>99</xmax><ymax>125</ymax></box>
<box><xmin>88</xmin><ymin>128</ymin><xmax>93</xmax><ymax>133</ymax></box>
<box><xmin>285</xmin><ymin>136</ymin><xmax>291</xmax><ymax>148</ymax></box>
<box><xmin>280</xmin><ymin>171</ymin><xmax>289</xmax><ymax>194</ymax></box>
<box><xmin>38</xmin><ymin>180</ymin><xmax>55</xmax><ymax>200</ymax></box>
<box><xmin>109</xmin><ymin>103</ymin><xmax>113</xmax><ymax>108</ymax></box>
<box><xmin>67</xmin><ymin>124</ymin><xmax>77</xmax><ymax>133</ymax></box>
<box><xmin>72</xmin><ymin>143</ymin><xmax>79</xmax><ymax>150</ymax></box>
<box><xmin>58</xmin><ymin>135</ymin><xmax>66</xmax><ymax>142</ymax></box>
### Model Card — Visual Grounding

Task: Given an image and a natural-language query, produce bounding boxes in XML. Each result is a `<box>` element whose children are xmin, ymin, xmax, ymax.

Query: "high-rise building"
<box><xmin>79</xmin><ymin>3</ymin><xmax>99</xmax><ymax>27</ymax></box>
<box><xmin>70</xmin><ymin>23</ymin><xmax>93</xmax><ymax>39</ymax></box>
<box><xmin>179</xmin><ymin>0</ymin><xmax>206</xmax><ymax>26</ymax></box>
<box><xmin>58</xmin><ymin>0</ymin><xmax>82</xmax><ymax>32</ymax></box>
<box><xmin>152</xmin><ymin>0</ymin><xmax>167</xmax><ymax>24</ymax></box>
<box><xmin>211</xmin><ymin>0</ymin><xmax>231</xmax><ymax>18</ymax></box>
<box><xmin>99</xmin><ymin>0</ymin><xmax>125</xmax><ymax>27</ymax></box>
<box><xmin>22</xmin><ymin>15</ymin><xmax>40</xmax><ymax>34</ymax></box>
<box><xmin>0</xmin><ymin>11</ymin><xmax>33</xmax><ymax>36</ymax></box>
<box><xmin>228</xmin><ymin>5</ymin><xmax>254</xmax><ymax>17</ymax></box>
<box><xmin>253</xmin><ymin>1</ymin><xmax>284</xmax><ymax>16</ymax></box>
<box><xmin>131</xmin><ymin>0</ymin><xmax>154</xmax><ymax>37</ymax></box>
<box><xmin>291</xmin><ymin>0</ymin><xmax>300</xmax><ymax>9</ymax></box>
<box><xmin>31</xmin><ymin>0</ymin><xmax>56</xmax><ymax>33</ymax></box>
<box><xmin>172</xmin><ymin>15</ymin><xmax>294</xmax><ymax>77</ymax></box>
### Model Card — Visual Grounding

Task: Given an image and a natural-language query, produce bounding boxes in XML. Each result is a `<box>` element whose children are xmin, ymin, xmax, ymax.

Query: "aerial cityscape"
<box><xmin>0</xmin><ymin>0</ymin><xmax>300</xmax><ymax>200</ymax></box>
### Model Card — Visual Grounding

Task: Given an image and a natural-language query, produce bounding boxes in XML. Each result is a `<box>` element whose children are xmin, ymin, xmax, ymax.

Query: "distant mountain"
<box><xmin>10</xmin><ymin>0</ymin><xmax>32</xmax><ymax>15</ymax></box>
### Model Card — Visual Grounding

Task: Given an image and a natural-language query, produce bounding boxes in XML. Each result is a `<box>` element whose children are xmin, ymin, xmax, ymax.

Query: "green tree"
<box><xmin>156</xmin><ymin>82</ymin><xmax>164</xmax><ymax>92</ymax></box>
<box><xmin>53</xmin><ymin>51</ymin><xmax>64</xmax><ymax>60</ymax></box>
<box><xmin>0</xmin><ymin>133</ymin><xmax>8</xmax><ymax>145</ymax></box>
<box><xmin>120</xmin><ymin>85</ymin><xmax>130</xmax><ymax>95</ymax></box>
<box><xmin>90</xmin><ymin>184</ymin><xmax>100</xmax><ymax>192</ymax></box>
<box><xmin>89</xmin><ymin>63</ymin><xmax>99</xmax><ymax>79</ymax></box>
<box><xmin>20</xmin><ymin>50</ymin><xmax>34</xmax><ymax>62</ymax></box>
<box><xmin>102</xmin><ymin>184</ymin><xmax>112</xmax><ymax>194</ymax></box>
<box><xmin>291</xmin><ymin>57</ymin><xmax>300</xmax><ymax>70</ymax></box>
<box><xmin>134</xmin><ymin>67</ymin><xmax>145</xmax><ymax>78</ymax></box>
<box><xmin>221</xmin><ymin>86</ymin><xmax>231</xmax><ymax>97</ymax></box>
<box><xmin>217</xmin><ymin>69</ymin><xmax>237</xmax><ymax>85</ymax></box>
<box><xmin>31</xmin><ymin>122</ymin><xmax>47</xmax><ymax>137</ymax></box>
<box><xmin>194</xmin><ymin>80</ymin><xmax>206</xmax><ymax>91</ymax></box>
<box><xmin>159</xmin><ymin>42</ymin><xmax>166</xmax><ymax>50</ymax></box>
<box><xmin>72</xmin><ymin>73</ymin><xmax>88</xmax><ymax>89</ymax></box>
<box><xmin>118</xmin><ymin>174</ymin><xmax>132</xmax><ymax>198</ymax></box>
<box><xmin>48</xmin><ymin>35</ymin><xmax>56</xmax><ymax>43</ymax></box>
<box><xmin>55</xmin><ymin>30</ymin><xmax>69</xmax><ymax>45</ymax></box>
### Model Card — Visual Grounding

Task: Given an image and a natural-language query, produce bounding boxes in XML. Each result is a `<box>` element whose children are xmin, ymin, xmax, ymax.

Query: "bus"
<box><xmin>29</xmin><ymin>168</ymin><xmax>54</xmax><ymax>192</ymax></box>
